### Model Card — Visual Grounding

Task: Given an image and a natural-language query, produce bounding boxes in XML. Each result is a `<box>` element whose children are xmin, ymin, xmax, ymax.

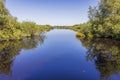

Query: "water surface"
<box><xmin>0</xmin><ymin>29</ymin><xmax>120</xmax><ymax>80</ymax></box>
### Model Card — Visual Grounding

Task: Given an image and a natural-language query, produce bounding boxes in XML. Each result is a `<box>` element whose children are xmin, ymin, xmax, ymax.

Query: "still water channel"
<box><xmin>0</xmin><ymin>29</ymin><xmax>120</xmax><ymax>80</ymax></box>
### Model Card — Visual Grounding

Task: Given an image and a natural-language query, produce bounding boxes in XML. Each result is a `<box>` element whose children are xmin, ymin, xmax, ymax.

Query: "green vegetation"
<box><xmin>0</xmin><ymin>1</ymin><xmax>52</xmax><ymax>41</ymax></box>
<box><xmin>88</xmin><ymin>0</ymin><xmax>120</xmax><ymax>39</ymax></box>
<box><xmin>69</xmin><ymin>22</ymin><xmax>93</xmax><ymax>38</ymax></box>
<box><xmin>76</xmin><ymin>32</ymin><xmax>85</xmax><ymax>38</ymax></box>
<box><xmin>1</xmin><ymin>0</ymin><xmax>120</xmax><ymax>40</ymax></box>
<box><xmin>68</xmin><ymin>0</ymin><xmax>120</xmax><ymax>40</ymax></box>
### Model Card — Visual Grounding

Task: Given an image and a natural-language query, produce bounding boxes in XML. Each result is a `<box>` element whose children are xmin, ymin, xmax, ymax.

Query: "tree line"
<box><xmin>69</xmin><ymin>0</ymin><xmax>120</xmax><ymax>40</ymax></box>
<box><xmin>1</xmin><ymin>0</ymin><xmax>120</xmax><ymax>40</ymax></box>
<box><xmin>0</xmin><ymin>1</ymin><xmax>52</xmax><ymax>41</ymax></box>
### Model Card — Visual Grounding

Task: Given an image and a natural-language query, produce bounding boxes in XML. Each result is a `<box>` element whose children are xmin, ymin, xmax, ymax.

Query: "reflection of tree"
<box><xmin>0</xmin><ymin>34</ymin><xmax>46</xmax><ymax>75</ymax></box>
<box><xmin>77</xmin><ymin>37</ymin><xmax>120</xmax><ymax>80</ymax></box>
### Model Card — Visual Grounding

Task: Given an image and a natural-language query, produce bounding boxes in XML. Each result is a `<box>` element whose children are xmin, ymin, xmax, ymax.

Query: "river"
<box><xmin>0</xmin><ymin>29</ymin><xmax>120</xmax><ymax>80</ymax></box>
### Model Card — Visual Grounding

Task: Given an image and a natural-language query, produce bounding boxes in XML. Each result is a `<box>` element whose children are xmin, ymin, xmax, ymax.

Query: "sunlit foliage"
<box><xmin>0</xmin><ymin>1</ymin><xmax>52</xmax><ymax>40</ymax></box>
<box><xmin>66</xmin><ymin>0</ymin><xmax>120</xmax><ymax>40</ymax></box>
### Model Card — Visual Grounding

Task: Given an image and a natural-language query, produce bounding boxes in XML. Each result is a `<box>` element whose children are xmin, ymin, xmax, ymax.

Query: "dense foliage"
<box><xmin>0</xmin><ymin>1</ymin><xmax>52</xmax><ymax>41</ymax></box>
<box><xmin>89</xmin><ymin>0</ymin><xmax>120</xmax><ymax>39</ymax></box>
<box><xmin>1</xmin><ymin>0</ymin><xmax>120</xmax><ymax>40</ymax></box>
<box><xmin>68</xmin><ymin>0</ymin><xmax>120</xmax><ymax>40</ymax></box>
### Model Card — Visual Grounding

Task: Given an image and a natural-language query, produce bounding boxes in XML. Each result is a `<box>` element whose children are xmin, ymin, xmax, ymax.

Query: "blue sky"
<box><xmin>6</xmin><ymin>0</ymin><xmax>98</xmax><ymax>26</ymax></box>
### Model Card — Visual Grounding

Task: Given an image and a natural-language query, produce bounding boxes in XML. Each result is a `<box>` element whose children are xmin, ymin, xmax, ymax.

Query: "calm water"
<box><xmin>0</xmin><ymin>29</ymin><xmax>120</xmax><ymax>80</ymax></box>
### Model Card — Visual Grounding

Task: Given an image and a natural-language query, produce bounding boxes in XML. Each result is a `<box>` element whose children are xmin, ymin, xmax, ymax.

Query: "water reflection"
<box><xmin>77</xmin><ymin>37</ymin><xmax>120</xmax><ymax>80</ymax></box>
<box><xmin>0</xmin><ymin>30</ymin><xmax>120</xmax><ymax>80</ymax></box>
<box><xmin>0</xmin><ymin>35</ymin><xmax>46</xmax><ymax>75</ymax></box>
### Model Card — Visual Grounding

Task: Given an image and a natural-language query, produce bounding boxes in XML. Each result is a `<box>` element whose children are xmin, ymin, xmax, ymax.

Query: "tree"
<box><xmin>88</xmin><ymin>0</ymin><xmax>120</xmax><ymax>39</ymax></box>
<box><xmin>0</xmin><ymin>0</ymin><xmax>52</xmax><ymax>40</ymax></box>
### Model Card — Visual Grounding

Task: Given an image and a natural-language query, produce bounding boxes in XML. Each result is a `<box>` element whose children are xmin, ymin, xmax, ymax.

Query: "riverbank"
<box><xmin>0</xmin><ymin>29</ymin><xmax>120</xmax><ymax>80</ymax></box>
<box><xmin>0</xmin><ymin>1</ymin><xmax>53</xmax><ymax>41</ymax></box>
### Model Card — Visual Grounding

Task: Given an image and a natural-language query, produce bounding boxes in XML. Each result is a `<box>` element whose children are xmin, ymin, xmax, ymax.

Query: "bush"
<box><xmin>76</xmin><ymin>32</ymin><xmax>85</xmax><ymax>38</ymax></box>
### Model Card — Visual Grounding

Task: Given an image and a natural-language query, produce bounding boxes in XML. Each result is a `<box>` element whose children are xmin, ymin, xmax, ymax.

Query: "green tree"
<box><xmin>88</xmin><ymin>0</ymin><xmax>120</xmax><ymax>39</ymax></box>
<box><xmin>0</xmin><ymin>0</ymin><xmax>52</xmax><ymax>40</ymax></box>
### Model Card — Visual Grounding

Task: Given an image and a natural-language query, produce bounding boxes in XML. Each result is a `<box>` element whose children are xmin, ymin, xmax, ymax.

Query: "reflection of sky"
<box><xmin>6</xmin><ymin>0</ymin><xmax>98</xmax><ymax>26</ymax></box>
